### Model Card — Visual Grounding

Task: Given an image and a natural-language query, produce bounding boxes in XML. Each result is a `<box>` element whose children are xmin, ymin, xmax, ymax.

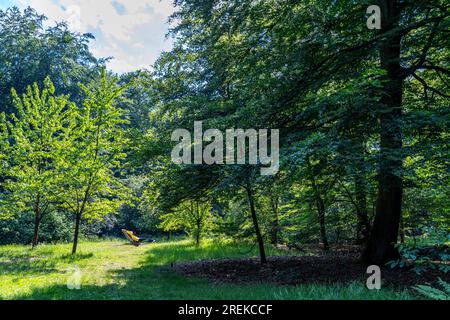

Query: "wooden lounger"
<box><xmin>121</xmin><ymin>229</ymin><xmax>154</xmax><ymax>246</ymax></box>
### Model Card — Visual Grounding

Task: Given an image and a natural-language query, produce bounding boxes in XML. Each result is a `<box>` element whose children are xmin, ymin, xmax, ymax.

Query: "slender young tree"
<box><xmin>159</xmin><ymin>199</ymin><xmax>213</xmax><ymax>246</ymax></box>
<box><xmin>0</xmin><ymin>78</ymin><xmax>76</xmax><ymax>248</ymax></box>
<box><xmin>0</xmin><ymin>113</ymin><xmax>8</xmax><ymax>199</ymax></box>
<box><xmin>245</xmin><ymin>175</ymin><xmax>267</xmax><ymax>263</ymax></box>
<box><xmin>61</xmin><ymin>71</ymin><xmax>129</xmax><ymax>254</ymax></box>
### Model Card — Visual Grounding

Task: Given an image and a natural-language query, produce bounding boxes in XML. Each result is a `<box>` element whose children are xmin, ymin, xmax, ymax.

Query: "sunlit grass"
<box><xmin>0</xmin><ymin>239</ymin><xmax>418</xmax><ymax>300</ymax></box>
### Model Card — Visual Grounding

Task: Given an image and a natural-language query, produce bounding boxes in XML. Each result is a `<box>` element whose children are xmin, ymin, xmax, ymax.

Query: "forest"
<box><xmin>0</xmin><ymin>0</ymin><xmax>449</xmax><ymax>301</ymax></box>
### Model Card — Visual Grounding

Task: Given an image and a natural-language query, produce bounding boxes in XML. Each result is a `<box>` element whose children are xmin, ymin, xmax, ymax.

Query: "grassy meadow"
<box><xmin>0</xmin><ymin>239</ymin><xmax>418</xmax><ymax>300</ymax></box>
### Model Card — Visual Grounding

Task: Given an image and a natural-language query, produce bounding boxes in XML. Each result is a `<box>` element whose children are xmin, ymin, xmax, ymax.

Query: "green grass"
<box><xmin>0</xmin><ymin>239</ymin><xmax>418</xmax><ymax>300</ymax></box>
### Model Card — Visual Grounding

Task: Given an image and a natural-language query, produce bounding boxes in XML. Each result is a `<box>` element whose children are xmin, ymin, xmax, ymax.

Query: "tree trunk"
<box><xmin>351</xmin><ymin>134</ymin><xmax>371</xmax><ymax>245</ymax></box>
<box><xmin>311</xmin><ymin>175</ymin><xmax>329</xmax><ymax>250</ymax></box>
<box><xmin>195</xmin><ymin>219</ymin><xmax>201</xmax><ymax>246</ymax></box>
<box><xmin>399</xmin><ymin>215</ymin><xmax>405</xmax><ymax>244</ymax></box>
<box><xmin>246</xmin><ymin>179</ymin><xmax>267</xmax><ymax>264</ymax></box>
<box><xmin>364</xmin><ymin>0</ymin><xmax>403</xmax><ymax>265</ymax></box>
<box><xmin>269</xmin><ymin>195</ymin><xmax>280</xmax><ymax>245</ymax></box>
<box><xmin>355</xmin><ymin>173</ymin><xmax>371</xmax><ymax>244</ymax></box>
<box><xmin>32</xmin><ymin>213</ymin><xmax>41</xmax><ymax>249</ymax></box>
<box><xmin>31</xmin><ymin>194</ymin><xmax>41</xmax><ymax>249</ymax></box>
<box><xmin>72</xmin><ymin>212</ymin><xmax>82</xmax><ymax>255</ymax></box>
<box><xmin>316</xmin><ymin>195</ymin><xmax>329</xmax><ymax>250</ymax></box>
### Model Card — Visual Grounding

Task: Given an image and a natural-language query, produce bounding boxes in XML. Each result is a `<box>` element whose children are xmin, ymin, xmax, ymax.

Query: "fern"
<box><xmin>414</xmin><ymin>278</ymin><xmax>450</xmax><ymax>300</ymax></box>
<box><xmin>437</xmin><ymin>278</ymin><xmax>450</xmax><ymax>294</ymax></box>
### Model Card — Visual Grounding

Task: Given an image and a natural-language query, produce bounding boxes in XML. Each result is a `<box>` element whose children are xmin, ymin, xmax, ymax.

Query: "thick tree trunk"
<box><xmin>246</xmin><ymin>179</ymin><xmax>267</xmax><ymax>264</ymax></box>
<box><xmin>364</xmin><ymin>0</ymin><xmax>404</xmax><ymax>265</ymax></box>
<box><xmin>72</xmin><ymin>212</ymin><xmax>82</xmax><ymax>255</ymax></box>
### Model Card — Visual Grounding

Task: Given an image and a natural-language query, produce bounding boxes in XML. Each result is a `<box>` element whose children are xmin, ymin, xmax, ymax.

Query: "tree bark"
<box><xmin>269</xmin><ymin>194</ymin><xmax>280</xmax><ymax>245</ymax></box>
<box><xmin>72</xmin><ymin>212</ymin><xmax>82</xmax><ymax>255</ymax></box>
<box><xmin>32</xmin><ymin>213</ymin><xmax>41</xmax><ymax>249</ymax></box>
<box><xmin>311</xmin><ymin>175</ymin><xmax>329</xmax><ymax>250</ymax></box>
<box><xmin>399</xmin><ymin>214</ymin><xmax>406</xmax><ymax>244</ymax></box>
<box><xmin>246</xmin><ymin>179</ymin><xmax>267</xmax><ymax>264</ymax></box>
<box><xmin>195</xmin><ymin>219</ymin><xmax>201</xmax><ymax>246</ymax></box>
<box><xmin>316</xmin><ymin>194</ymin><xmax>329</xmax><ymax>250</ymax></box>
<box><xmin>355</xmin><ymin>173</ymin><xmax>371</xmax><ymax>244</ymax></box>
<box><xmin>31</xmin><ymin>194</ymin><xmax>41</xmax><ymax>249</ymax></box>
<box><xmin>364</xmin><ymin>0</ymin><xmax>404</xmax><ymax>265</ymax></box>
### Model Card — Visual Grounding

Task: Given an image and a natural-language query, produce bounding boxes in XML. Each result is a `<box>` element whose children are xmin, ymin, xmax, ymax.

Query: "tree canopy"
<box><xmin>0</xmin><ymin>2</ymin><xmax>448</xmax><ymax>268</ymax></box>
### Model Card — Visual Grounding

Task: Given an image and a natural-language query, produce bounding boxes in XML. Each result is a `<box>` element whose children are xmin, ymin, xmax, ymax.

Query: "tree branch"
<box><xmin>412</xmin><ymin>73</ymin><xmax>450</xmax><ymax>98</ymax></box>
<box><xmin>402</xmin><ymin>17</ymin><xmax>444</xmax><ymax>77</ymax></box>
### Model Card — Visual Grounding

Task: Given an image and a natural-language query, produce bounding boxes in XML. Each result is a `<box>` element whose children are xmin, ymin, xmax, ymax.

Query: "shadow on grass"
<box><xmin>0</xmin><ymin>258</ymin><xmax>60</xmax><ymax>276</ymax></box>
<box><xmin>0</xmin><ymin>248</ymin><xmax>60</xmax><ymax>276</ymax></box>
<box><xmin>8</xmin><ymin>240</ymin><xmax>417</xmax><ymax>300</ymax></box>
<box><xmin>11</xmin><ymin>240</ymin><xmax>278</xmax><ymax>300</ymax></box>
<box><xmin>58</xmin><ymin>253</ymin><xmax>94</xmax><ymax>262</ymax></box>
<box><xmin>0</xmin><ymin>250</ymin><xmax>94</xmax><ymax>277</ymax></box>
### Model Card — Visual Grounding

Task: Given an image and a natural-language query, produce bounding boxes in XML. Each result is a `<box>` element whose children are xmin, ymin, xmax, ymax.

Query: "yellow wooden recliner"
<box><xmin>122</xmin><ymin>229</ymin><xmax>145</xmax><ymax>246</ymax></box>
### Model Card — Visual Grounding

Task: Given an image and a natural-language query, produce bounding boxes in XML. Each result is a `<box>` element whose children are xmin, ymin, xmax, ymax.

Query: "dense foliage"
<box><xmin>0</xmin><ymin>2</ymin><xmax>448</xmax><ymax>264</ymax></box>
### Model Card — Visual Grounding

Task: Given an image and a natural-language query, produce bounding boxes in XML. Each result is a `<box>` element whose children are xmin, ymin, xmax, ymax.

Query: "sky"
<box><xmin>0</xmin><ymin>0</ymin><xmax>175</xmax><ymax>73</ymax></box>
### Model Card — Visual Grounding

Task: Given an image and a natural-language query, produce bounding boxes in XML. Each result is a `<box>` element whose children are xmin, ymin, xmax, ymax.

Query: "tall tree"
<box><xmin>364</xmin><ymin>0</ymin><xmax>449</xmax><ymax>264</ymax></box>
<box><xmin>0</xmin><ymin>6</ymin><xmax>103</xmax><ymax>115</ymax></box>
<box><xmin>144</xmin><ymin>0</ymin><xmax>449</xmax><ymax>264</ymax></box>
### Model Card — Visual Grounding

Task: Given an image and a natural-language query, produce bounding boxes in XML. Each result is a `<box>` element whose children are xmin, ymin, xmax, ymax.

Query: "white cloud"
<box><xmin>16</xmin><ymin>0</ymin><xmax>175</xmax><ymax>73</ymax></box>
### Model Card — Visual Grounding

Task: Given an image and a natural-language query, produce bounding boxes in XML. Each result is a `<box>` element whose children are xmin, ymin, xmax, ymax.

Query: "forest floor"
<box><xmin>175</xmin><ymin>244</ymin><xmax>449</xmax><ymax>287</ymax></box>
<box><xmin>0</xmin><ymin>239</ymin><xmax>437</xmax><ymax>300</ymax></box>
